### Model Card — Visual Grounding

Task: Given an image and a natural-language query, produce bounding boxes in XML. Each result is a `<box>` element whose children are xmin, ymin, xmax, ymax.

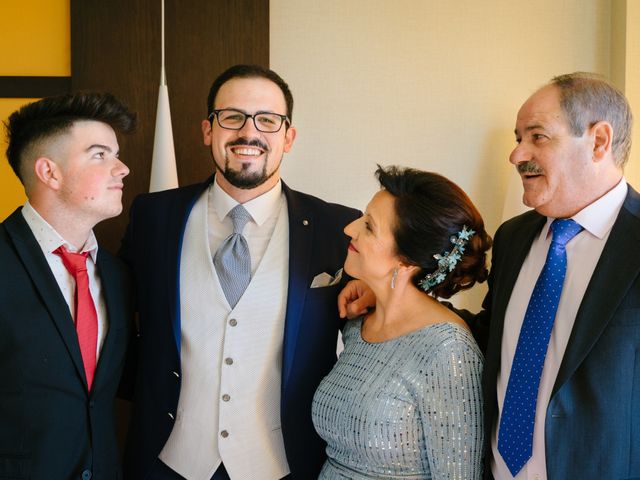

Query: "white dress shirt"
<box><xmin>492</xmin><ymin>178</ymin><xmax>628</xmax><ymax>480</ymax></box>
<box><xmin>21</xmin><ymin>202</ymin><xmax>109</xmax><ymax>358</ymax></box>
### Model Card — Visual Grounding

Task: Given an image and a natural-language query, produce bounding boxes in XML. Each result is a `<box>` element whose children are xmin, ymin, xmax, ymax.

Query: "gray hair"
<box><xmin>551</xmin><ymin>72</ymin><xmax>633</xmax><ymax>167</ymax></box>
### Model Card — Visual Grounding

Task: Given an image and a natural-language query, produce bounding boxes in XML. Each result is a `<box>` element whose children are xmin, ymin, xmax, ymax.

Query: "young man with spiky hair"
<box><xmin>1</xmin><ymin>92</ymin><xmax>136</xmax><ymax>479</ymax></box>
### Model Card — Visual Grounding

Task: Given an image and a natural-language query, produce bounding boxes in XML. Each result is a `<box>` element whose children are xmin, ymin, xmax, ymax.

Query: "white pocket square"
<box><xmin>310</xmin><ymin>268</ymin><xmax>343</xmax><ymax>288</ymax></box>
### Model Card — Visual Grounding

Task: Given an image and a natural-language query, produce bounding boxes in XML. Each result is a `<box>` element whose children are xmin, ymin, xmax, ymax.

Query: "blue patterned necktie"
<box><xmin>214</xmin><ymin>204</ymin><xmax>252</xmax><ymax>308</ymax></box>
<box><xmin>498</xmin><ymin>218</ymin><xmax>583</xmax><ymax>476</ymax></box>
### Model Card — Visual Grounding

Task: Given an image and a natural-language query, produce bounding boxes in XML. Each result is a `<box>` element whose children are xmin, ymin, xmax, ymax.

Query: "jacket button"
<box><xmin>229</xmin><ymin>318</ymin><xmax>237</xmax><ymax>327</ymax></box>
<box><xmin>220</xmin><ymin>430</ymin><xmax>229</xmax><ymax>438</ymax></box>
<box><xmin>224</xmin><ymin>357</ymin><xmax>233</xmax><ymax>365</ymax></box>
<box><xmin>82</xmin><ymin>470</ymin><xmax>92</xmax><ymax>480</ymax></box>
<box><xmin>222</xmin><ymin>394</ymin><xmax>230</xmax><ymax>402</ymax></box>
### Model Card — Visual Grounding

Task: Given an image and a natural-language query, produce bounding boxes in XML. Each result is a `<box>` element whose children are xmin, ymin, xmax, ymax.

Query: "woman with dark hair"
<box><xmin>312</xmin><ymin>165</ymin><xmax>491</xmax><ymax>479</ymax></box>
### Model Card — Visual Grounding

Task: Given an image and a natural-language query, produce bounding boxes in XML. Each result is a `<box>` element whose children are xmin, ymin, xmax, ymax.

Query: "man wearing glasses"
<box><xmin>120</xmin><ymin>64</ymin><xmax>359</xmax><ymax>480</ymax></box>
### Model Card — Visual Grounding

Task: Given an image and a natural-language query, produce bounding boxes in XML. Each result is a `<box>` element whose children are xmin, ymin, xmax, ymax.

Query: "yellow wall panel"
<box><xmin>0</xmin><ymin>99</ymin><xmax>31</xmax><ymax>219</ymax></box>
<box><xmin>0</xmin><ymin>0</ymin><xmax>70</xmax><ymax>76</ymax></box>
<box><xmin>0</xmin><ymin>0</ymin><xmax>69</xmax><ymax>218</ymax></box>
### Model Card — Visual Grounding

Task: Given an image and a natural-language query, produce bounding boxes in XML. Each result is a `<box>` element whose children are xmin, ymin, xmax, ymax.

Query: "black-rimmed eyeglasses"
<box><xmin>208</xmin><ymin>109</ymin><xmax>290</xmax><ymax>133</ymax></box>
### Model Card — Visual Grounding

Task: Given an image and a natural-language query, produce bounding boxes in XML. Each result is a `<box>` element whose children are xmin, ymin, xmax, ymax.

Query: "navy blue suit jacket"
<box><xmin>0</xmin><ymin>209</ymin><xmax>132</xmax><ymax>480</ymax></box>
<box><xmin>120</xmin><ymin>177</ymin><xmax>360</xmax><ymax>479</ymax></box>
<box><xmin>479</xmin><ymin>186</ymin><xmax>640</xmax><ymax>479</ymax></box>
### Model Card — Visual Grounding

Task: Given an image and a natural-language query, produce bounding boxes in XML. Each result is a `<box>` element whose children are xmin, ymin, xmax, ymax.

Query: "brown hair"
<box><xmin>207</xmin><ymin>64</ymin><xmax>294</xmax><ymax>121</ymax></box>
<box><xmin>376</xmin><ymin>165</ymin><xmax>492</xmax><ymax>299</ymax></box>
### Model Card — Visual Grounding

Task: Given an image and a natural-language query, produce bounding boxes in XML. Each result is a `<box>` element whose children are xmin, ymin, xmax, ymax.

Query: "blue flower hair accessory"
<box><xmin>418</xmin><ymin>225</ymin><xmax>476</xmax><ymax>292</ymax></box>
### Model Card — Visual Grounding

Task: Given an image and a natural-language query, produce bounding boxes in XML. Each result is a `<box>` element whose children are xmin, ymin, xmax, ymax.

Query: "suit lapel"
<box><xmin>487</xmin><ymin>213</ymin><xmax>546</xmax><ymax>368</ymax></box>
<box><xmin>166</xmin><ymin>177</ymin><xmax>214</xmax><ymax>352</ymax></box>
<box><xmin>553</xmin><ymin>188</ymin><xmax>640</xmax><ymax>396</ymax></box>
<box><xmin>484</xmin><ymin>212</ymin><xmax>546</xmax><ymax>430</ymax></box>
<box><xmin>4</xmin><ymin>209</ymin><xmax>87</xmax><ymax>386</ymax></box>
<box><xmin>92</xmin><ymin>250</ymin><xmax>126</xmax><ymax>392</ymax></box>
<box><xmin>281</xmin><ymin>183</ymin><xmax>314</xmax><ymax>390</ymax></box>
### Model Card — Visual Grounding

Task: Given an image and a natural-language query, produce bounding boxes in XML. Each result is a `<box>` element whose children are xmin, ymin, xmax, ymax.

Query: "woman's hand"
<box><xmin>337</xmin><ymin>279</ymin><xmax>376</xmax><ymax>319</ymax></box>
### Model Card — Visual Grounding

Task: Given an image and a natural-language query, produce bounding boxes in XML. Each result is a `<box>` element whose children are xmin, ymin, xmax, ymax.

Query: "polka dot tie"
<box><xmin>498</xmin><ymin>218</ymin><xmax>583</xmax><ymax>476</ymax></box>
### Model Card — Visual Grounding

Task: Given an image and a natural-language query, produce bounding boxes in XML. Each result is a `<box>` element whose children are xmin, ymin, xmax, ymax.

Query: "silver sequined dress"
<box><xmin>312</xmin><ymin>317</ymin><xmax>484</xmax><ymax>479</ymax></box>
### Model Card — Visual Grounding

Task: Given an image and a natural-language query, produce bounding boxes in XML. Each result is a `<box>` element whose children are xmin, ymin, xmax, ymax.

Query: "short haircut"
<box><xmin>206</xmin><ymin>64</ymin><xmax>294</xmax><ymax>121</ymax></box>
<box><xmin>376</xmin><ymin>165</ymin><xmax>492</xmax><ymax>299</ymax></box>
<box><xmin>551</xmin><ymin>72</ymin><xmax>633</xmax><ymax>167</ymax></box>
<box><xmin>5</xmin><ymin>91</ymin><xmax>137</xmax><ymax>185</ymax></box>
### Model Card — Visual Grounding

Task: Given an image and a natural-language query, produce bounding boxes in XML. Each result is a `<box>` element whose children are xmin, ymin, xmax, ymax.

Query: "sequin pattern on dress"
<box><xmin>312</xmin><ymin>318</ymin><xmax>484</xmax><ymax>479</ymax></box>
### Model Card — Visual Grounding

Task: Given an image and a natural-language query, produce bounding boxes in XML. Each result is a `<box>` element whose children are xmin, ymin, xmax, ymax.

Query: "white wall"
<box><xmin>270</xmin><ymin>0</ymin><xmax>611</xmax><ymax>309</ymax></box>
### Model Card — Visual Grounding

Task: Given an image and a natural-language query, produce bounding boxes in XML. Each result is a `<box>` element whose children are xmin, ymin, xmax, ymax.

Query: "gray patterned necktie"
<box><xmin>214</xmin><ymin>204</ymin><xmax>252</xmax><ymax>308</ymax></box>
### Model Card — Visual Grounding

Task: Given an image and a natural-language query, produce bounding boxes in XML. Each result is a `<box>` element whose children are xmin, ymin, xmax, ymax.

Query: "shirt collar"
<box><xmin>21</xmin><ymin>201</ymin><xmax>99</xmax><ymax>262</ymax></box>
<box><xmin>541</xmin><ymin>177</ymin><xmax>628</xmax><ymax>240</ymax></box>
<box><xmin>211</xmin><ymin>179</ymin><xmax>283</xmax><ymax>226</ymax></box>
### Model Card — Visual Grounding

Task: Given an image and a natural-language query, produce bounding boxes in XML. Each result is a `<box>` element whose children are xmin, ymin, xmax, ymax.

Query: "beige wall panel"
<box><xmin>271</xmin><ymin>0</ymin><xmax>611</xmax><ymax>309</ymax></box>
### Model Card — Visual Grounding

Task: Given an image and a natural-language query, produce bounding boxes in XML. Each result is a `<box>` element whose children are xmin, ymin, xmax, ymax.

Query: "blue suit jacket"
<box><xmin>0</xmin><ymin>209</ymin><xmax>132</xmax><ymax>480</ymax></box>
<box><xmin>479</xmin><ymin>186</ymin><xmax>640</xmax><ymax>479</ymax></box>
<box><xmin>120</xmin><ymin>177</ymin><xmax>360</xmax><ymax>479</ymax></box>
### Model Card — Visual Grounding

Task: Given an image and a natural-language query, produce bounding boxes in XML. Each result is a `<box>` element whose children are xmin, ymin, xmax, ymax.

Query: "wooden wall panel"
<box><xmin>71</xmin><ymin>0</ymin><xmax>269</xmax><ymax>253</ymax></box>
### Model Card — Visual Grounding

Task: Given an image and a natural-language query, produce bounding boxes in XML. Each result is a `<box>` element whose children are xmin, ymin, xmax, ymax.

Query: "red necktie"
<box><xmin>54</xmin><ymin>246</ymin><xmax>98</xmax><ymax>391</ymax></box>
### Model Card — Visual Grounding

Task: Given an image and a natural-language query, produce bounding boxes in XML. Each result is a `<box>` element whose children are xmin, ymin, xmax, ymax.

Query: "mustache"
<box><xmin>517</xmin><ymin>161</ymin><xmax>544</xmax><ymax>175</ymax></box>
<box><xmin>227</xmin><ymin>137</ymin><xmax>269</xmax><ymax>152</ymax></box>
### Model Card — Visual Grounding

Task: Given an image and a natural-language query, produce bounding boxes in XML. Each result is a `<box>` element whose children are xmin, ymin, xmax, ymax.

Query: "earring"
<box><xmin>391</xmin><ymin>268</ymin><xmax>398</xmax><ymax>289</ymax></box>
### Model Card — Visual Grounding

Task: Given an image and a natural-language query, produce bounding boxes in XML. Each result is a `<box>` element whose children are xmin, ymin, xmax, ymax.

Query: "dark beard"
<box><xmin>217</xmin><ymin>157</ymin><xmax>279</xmax><ymax>189</ymax></box>
<box><xmin>212</xmin><ymin>137</ymin><xmax>282</xmax><ymax>189</ymax></box>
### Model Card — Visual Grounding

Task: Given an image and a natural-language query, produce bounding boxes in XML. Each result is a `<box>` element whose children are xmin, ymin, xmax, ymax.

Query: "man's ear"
<box><xmin>283</xmin><ymin>125</ymin><xmax>297</xmax><ymax>153</ymax></box>
<box><xmin>33</xmin><ymin>157</ymin><xmax>62</xmax><ymax>190</ymax></box>
<box><xmin>590</xmin><ymin>121</ymin><xmax>613</xmax><ymax>162</ymax></box>
<box><xmin>202</xmin><ymin>118</ymin><xmax>213</xmax><ymax>146</ymax></box>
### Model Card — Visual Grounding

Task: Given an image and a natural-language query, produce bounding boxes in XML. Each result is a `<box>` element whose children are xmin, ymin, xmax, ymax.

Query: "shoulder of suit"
<box><xmin>1</xmin><ymin>207</ymin><xmax>34</xmax><ymax>247</ymax></box>
<box><xmin>623</xmin><ymin>184</ymin><xmax>640</xmax><ymax>218</ymax></box>
<box><xmin>496</xmin><ymin>209</ymin><xmax>543</xmax><ymax>237</ymax></box>
<box><xmin>97</xmin><ymin>248</ymin><xmax>133</xmax><ymax>286</ymax></box>
<box><xmin>284</xmin><ymin>185</ymin><xmax>360</xmax><ymax>217</ymax></box>
<box><xmin>98</xmin><ymin>246</ymin><xmax>129</xmax><ymax>270</ymax></box>
<box><xmin>130</xmin><ymin>181</ymin><xmax>209</xmax><ymax>210</ymax></box>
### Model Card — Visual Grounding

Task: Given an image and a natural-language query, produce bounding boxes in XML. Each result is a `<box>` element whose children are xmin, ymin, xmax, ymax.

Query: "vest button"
<box><xmin>229</xmin><ymin>318</ymin><xmax>237</xmax><ymax>326</ymax></box>
<box><xmin>225</xmin><ymin>357</ymin><xmax>233</xmax><ymax>365</ymax></box>
<box><xmin>220</xmin><ymin>430</ymin><xmax>229</xmax><ymax>438</ymax></box>
<box><xmin>222</xmin><ymin>394</ymin><xmax>230</xmax><ymax>402</ymax></box>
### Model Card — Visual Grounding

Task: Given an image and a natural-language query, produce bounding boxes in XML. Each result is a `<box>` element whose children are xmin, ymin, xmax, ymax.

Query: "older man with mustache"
<box><xmin>340</xmin><ymin>72</ymin><xmax>639</xmax><ymax>480</ymax></box>
<box><xmin>481</xmin><ymin>72</ymin><xmax>637</xmax><ymax>480</ymax></box>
